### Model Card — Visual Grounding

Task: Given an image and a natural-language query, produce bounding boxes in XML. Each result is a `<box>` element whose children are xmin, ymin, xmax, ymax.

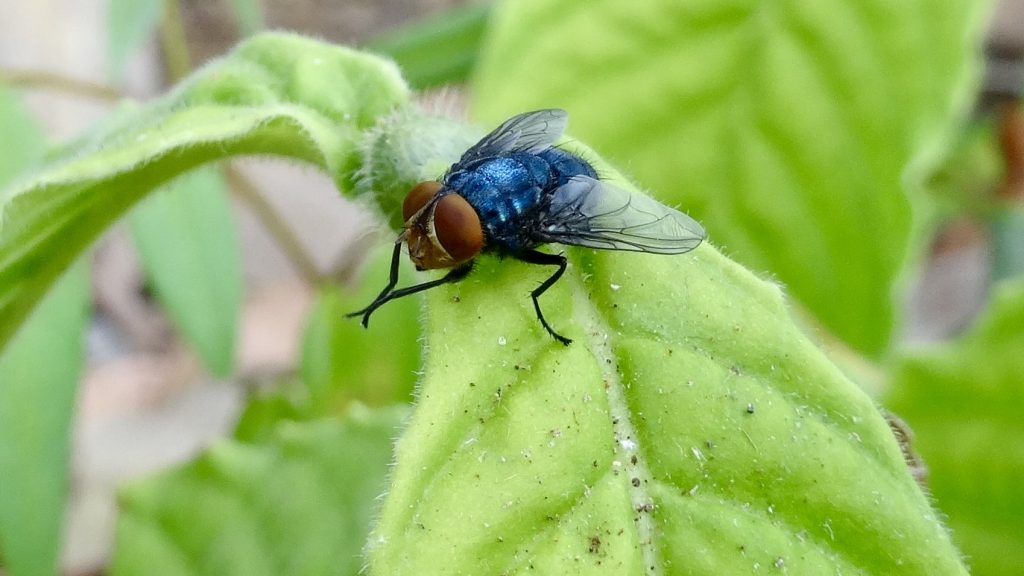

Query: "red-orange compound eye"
<box><xmin>433</xmin><ymin>194</ymin><xmax>484</xmax><ymax>264</ymax></box>
<box><xmin>403</xmin><ymin>181</ymin><xmax>443</xmax><ymax>223</ymax></box>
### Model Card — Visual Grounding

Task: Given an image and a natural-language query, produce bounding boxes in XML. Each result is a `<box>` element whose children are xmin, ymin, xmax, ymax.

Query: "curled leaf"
<box><xmin>0</xmin><ymin>32</ymin><xmax>409</xmax><ymax>354</ymax></box>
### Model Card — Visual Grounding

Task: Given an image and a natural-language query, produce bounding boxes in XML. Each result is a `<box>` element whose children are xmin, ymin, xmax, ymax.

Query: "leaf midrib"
<box><xmin>568</xmin><ymin>262</ymin><xmax>663</xmax><ymax>574</ymax></box>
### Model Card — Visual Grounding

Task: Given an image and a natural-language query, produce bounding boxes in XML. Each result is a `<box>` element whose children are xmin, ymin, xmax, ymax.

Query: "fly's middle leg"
<box><xmin>515</xmin><ymin>249</ymin><xmax>571</xmax><ymax>346</ymax></box>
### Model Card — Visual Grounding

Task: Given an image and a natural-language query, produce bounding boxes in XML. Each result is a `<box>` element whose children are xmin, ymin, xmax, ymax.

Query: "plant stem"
<box><xmin>160</xmin><ymin>0</ymin><xmax>192</xmax><ymax>82</ymax></box>
<box><xmin>0</xmin><ymin>69</ymin><xmax>122</xmax><ymax>102</ymax></box>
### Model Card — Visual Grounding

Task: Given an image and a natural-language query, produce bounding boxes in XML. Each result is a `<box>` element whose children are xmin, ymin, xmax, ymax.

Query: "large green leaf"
<box><xmin>366</xmin><ymin>3</ymin><xmax>492</xmax><ymax>89</ymax></box>
<box><xmin>130</xmin><ymin>167</ymin><xmax>241</xmax><ymax>377</ymax></box>
<box><xmin>0</xmin><ymin>32</ymin><xmax>409</xmax><ymax>355</ymax></box>
<box><xmin>227</xmin><ymin>0</ymin><xmax>265</xmax><ymax>37</ymax></box>
<box><xmin>471</xmin><ymin>0</ymin><xmax>988</xmax><ymax>356</ymax></box>
<box><xmin>886</xmin><ymin>279</ymin><xmax>1024</xmax><ymax>576</ymax></box>
<box><xmin>0</xmin><ymin>264</ymin><xmax>89</xmax><ymax>576</ymax></box>
<box><xmin>111</xmin><ymin>406</ymin><xmax>407</xmax><ymax>576</ymax></box>
<box><xmin>365</xmin><ymin>140</ymin><xmax>965</xmax><ymax>573</ymax></box>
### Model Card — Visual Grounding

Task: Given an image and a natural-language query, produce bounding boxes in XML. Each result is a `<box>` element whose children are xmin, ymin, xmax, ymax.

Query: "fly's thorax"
<box><xmin>402</xmin><ymin>181</ymin><xmax>484</xmax><ymax>270</ymax></box>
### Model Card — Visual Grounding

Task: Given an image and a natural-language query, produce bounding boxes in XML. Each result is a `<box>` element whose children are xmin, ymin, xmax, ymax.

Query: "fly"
<box><xmin>347</xmin><ymin>109</ymin><xmax>705</xmax><ymax>345</ymax></box>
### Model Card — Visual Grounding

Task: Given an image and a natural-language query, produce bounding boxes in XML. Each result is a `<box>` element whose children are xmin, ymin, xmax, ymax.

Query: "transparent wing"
<box><xmin>537</xmin><ymin>176</ymin><xmax>705</xmax><ymax>254</ymax></box>
<box><xmin>459</xmin><ymin>109</ymin><xmax>568</xmax><ymax>163</ymax></box>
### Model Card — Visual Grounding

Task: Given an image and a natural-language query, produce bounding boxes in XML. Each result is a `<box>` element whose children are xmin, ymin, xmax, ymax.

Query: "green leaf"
<box><xmin>471</xmin><ymin>0</ymin><xmax>988</xmax><ymax>356</ymax></box>
<box><xmin>0</xmin><ymin>32</ymin><xmax>409</xmax><ymax>356</ymax></box>
<box><xmin>923</xmin><ymin>119</ymin><xmax>1003</xmax><ymax>219</ymax></box>
<box><xmin>0</xmin><ymin>87</ymin><xmax>67</xmax><ymax>576</ymax></box>
<box><xmin>232</xmin><ymin>384</ymin><xmax>306</xmax><ymax>443</ymax></box>
<box><xmin>227</xmin><ymin>0</ymin><xmax>265</xmax><ymax>37</ymax></box>
<box><xmin>886</xmin><ymin>279</ymin><xmax>1024</xmax><ymax>576</ymax></box>
<box><xmin>366</xmin><ymin>144</ymin><xmax>965</xmax><ymax>573</ymax></box>
<box><xmin>0</xmin><ymin>264</ymin><xmax>89</xmax><ymax>576</ymax></box>
<box><xmin>366</xmin><ymin>3</ymin><xmax>491</xmax><ymax>89</ymax></box>
<box><xmin>301</xmin><ymin>246</ymin><xmax>421</xmax><ymax>411</ymax></box>
<box><xmin>130</xmin><ymin>166</ymin><xmax>241</xmax><ymax>377</ymax></box>
<box><xmin>111</xmin><ymin>406</ymin><xmax>407</xmax><ymax>576</ymax></box>
<box><xmin>0</xmin><ymin>88</ymin><xmax>45</xmax><ymax>192</ymax></box>
<box><xmin>107</xmin><ymin>0</ymin><xmax>162</xmax><ymax>81</ymax></box>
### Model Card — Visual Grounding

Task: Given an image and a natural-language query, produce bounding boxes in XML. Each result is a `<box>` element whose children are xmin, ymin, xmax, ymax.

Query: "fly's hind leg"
<box><xmin>514</xmin><ymin>249</ymin><xmax>571</xmax><ymax>346</ymax></box>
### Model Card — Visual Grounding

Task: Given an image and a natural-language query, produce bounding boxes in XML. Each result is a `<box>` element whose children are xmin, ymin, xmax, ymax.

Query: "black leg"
<box><xmin>346</xmin><ymin>241</ymin><xmax>403</xmax><ymax>322</ymax></box>
<box><xmin>347</xmin><ymin>258</ymin><xmax>474</xmax><ymax>328</ymax></box>
<box><xmin>514</xmin><ymin>250</ymin><xmax>571</xmax><ymax>345</ymax></box>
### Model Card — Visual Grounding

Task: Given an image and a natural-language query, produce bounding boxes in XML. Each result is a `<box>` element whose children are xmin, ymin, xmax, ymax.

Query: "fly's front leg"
<box><xmin>346</xmin><ymin>241</ymin><xmax>404</xmax><ymax>327</ymax></box>
<box><xmin>347</xmin><ymin>258</ymin><xmax>474</xmax><ymax>328</ymax></box>
<box><xmin>514</xmin><ymin>249</ymin><xmax>571</xmax><ymax>345</ymax></box>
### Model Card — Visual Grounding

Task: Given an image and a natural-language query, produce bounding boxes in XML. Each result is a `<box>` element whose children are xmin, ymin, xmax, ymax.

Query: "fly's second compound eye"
<box><xmin>433</xmin><ymin>194</ymin><xmax>484</xmax><ymax>265</ymax></box>
<box><xmin>403</xmin><ymin>181</ymin><xmax>443</xmax><ymax>223</ymax></box>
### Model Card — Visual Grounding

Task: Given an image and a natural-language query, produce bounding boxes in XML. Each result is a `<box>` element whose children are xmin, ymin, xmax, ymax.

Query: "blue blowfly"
<box><xmin>348</xmin><ymin>109</ymin><xmax>705</xmax><ymax>345</ymax></box>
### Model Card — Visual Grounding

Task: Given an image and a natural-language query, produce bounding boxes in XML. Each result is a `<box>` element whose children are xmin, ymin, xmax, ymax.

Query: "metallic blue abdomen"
<box><xmin>538</xmin><ymin>148</ymin><xmax>598</xmax><ymax>187</ymax></box>
<box><xmin>444</xmin><ymin>149</ymin><xmax>597</xmax><ymax>253</ymax></box>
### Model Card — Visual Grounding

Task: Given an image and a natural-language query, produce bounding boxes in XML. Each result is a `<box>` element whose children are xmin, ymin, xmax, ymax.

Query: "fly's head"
<box><xmin>401</xmin><ymin>181</ymin><xmax>484</xmax><ymax>270</ymax></box>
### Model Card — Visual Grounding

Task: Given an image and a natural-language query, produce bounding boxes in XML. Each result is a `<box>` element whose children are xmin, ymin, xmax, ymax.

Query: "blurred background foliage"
<box><xmin>0</xmin><ymin>0</ymin><xmax>1021</xmax><ymax>574</ymax></box>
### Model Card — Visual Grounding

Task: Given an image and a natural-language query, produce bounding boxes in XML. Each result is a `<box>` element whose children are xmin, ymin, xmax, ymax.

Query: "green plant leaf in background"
<box><xmin>232</xmin><ymin>384</ymin><xmax>307</xmax><ymax>444</ymax></box>
<box><xmin>0</xmin><ymin>32</ymin><xmax>409</xmax><ymax>357</ymax></box>
<box><xmin>111</xmin><ymin>405</ymin><xmax>407</xmax><ymax>576</ymax></box>
<box><xmin>471</xmin><ymin>0</ymin><xmax>989</xmax><ymax>356</ymax></box>
<box><xmin>0</xmin><ymin>86</ymin><xmax>70</xmax><ymax>576</ymax></box>
<box><xmin>923</xmin><ymin>119</ymin><xmax>1003</xmax><ymax>220</ymax></box>
<box><xmin>0</xmin><ymin>264</ymin><xmax>89</xmax><ymax>576</ymax></box>
<box><xmin>366</xmin><ymin>3</ymin><xmax>491</xmax><ymax>90</ymax></box>
<box><xmin>366</xmin><ymin>141</ymin><xmax>966</xmax><ymax>573</ymax></box>
<box><xmin>886</xmin><ymin>279</ymin><xmax>1024</xmax><ymax>576</ymax></box>
<box><xmin>107</xmin><ymin>0</ymin><xmax>162</xmax><ymax>82</ymax></box>
<box><xmin>227</xmin><ymin>0</ymin><xmax>265</xmax><ymax>37</ymax></box>
<box><xmin>0</xmin><ymin>88</ymin><xmax>46</xmax><ymax>192</ymax></box>
<box><xmin>235</xmin><ymin>233</ymin><xmax>433</xmax><ymax>445</ymax></box>
<box><xmin>301</xmin><ymin>246</ymin><xmax>422</xmax><ymax>412</ymax></box>
<box><xmin>130</xmin><ymin>166</ymin><xmax>242</xmax><ymax>377</ymax></box>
